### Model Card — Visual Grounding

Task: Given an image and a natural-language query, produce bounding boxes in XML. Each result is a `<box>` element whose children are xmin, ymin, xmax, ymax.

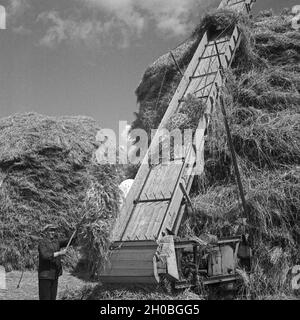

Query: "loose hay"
<box><xmin>60</xmin><ymin>283</ymin><xmax>203</xmax><ymax>300</ymax></box>
<box><xmin>78</xmin><ymin>161</ymin><xmax>121</xmax><ymax>278</ymax></box>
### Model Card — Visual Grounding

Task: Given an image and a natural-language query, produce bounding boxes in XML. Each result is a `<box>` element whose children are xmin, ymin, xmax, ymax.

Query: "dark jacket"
<box><xmin>38</xmin><ymin>238</ymin><xmax>69</xmax><ymax>280</ymax></box>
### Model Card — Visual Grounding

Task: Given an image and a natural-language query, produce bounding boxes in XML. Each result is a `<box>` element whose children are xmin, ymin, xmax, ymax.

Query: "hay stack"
<box><xmin>0</xmin><ymin>113</ymin><xmax>121</xmax><ymax>272</ymax></box>
<box><xmin>134</xmin><ymin>7</ymin><xmax>300</xmax><ymax>298</ymax></box>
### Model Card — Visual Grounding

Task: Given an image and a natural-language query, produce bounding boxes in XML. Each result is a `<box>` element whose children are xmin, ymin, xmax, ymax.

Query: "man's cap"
<box><xmin>41</xmin><ymin>224</ymin><xmax>57</xmax><ymax>232</ymax></box>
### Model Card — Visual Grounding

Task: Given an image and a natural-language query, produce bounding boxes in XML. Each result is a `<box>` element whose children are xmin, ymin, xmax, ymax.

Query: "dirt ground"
<box><xmin>0</xmin><ymin>271</ymin><xmax>91</xmax><ymax>300</ymax></box>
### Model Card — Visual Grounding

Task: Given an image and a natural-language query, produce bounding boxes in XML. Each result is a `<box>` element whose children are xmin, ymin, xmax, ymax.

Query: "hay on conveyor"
<box><xmin>166</xmin><ymin>94</ymin><xmax>206</xmax><ymax>132</ymax></box>
<box><xmin>0</xmin><ymin>113</ymin><xmax>121</xmax><ymax>273</ymax></box>
<box><xmin>134</xmin><ymin>7</ymin><xmax>300</xmax><ymax>298</ymax></box>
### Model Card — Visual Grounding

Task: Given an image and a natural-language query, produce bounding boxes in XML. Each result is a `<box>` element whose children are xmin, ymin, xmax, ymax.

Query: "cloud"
<box><xmin>79</xmin><ymin>0</ymin><xmax>205</xmax><ymax>37</ymax></box>
<box><xmin>7</xmin><ymin>0</ymin><xmax>30</xmax><ymax>19</ymax></box>
<box><xmin>37</xmin><ymin>10</ymin><xmax>143</xmax><ymax>48</ymax></box>
<box><xmin>37</xmin><ymin>11</ymin><xmax>110</xmax><ymax>48</ymax></box>
<box><xmin>12</xmin><ymin>24</ymin><xmax>32</xmax><ymax>35</ymax></box>
<box><xmin>7</xmin><ymin>0</ymin><xmax>32</xmax><ymax>34</ymax></box>
<box><xmin>37</xmin><ymin>0</ymin><xmax>207</xmax><ymax>48</ymax></box>
<box><xmin>10</xmin><ymin>0</ymin><xmax>215</xmax><ymax>49</ymax></box>
<box><xmin>139</xmin><ymin>0</ymin><xmax>201</xmax><ymax>36</ymax></box>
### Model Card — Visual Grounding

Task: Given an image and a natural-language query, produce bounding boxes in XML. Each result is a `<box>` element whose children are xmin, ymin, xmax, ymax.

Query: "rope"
<box><xmin>154</xmin><ymin>60</ymin><xmax>169</xmax><ymax>111</ymax></box>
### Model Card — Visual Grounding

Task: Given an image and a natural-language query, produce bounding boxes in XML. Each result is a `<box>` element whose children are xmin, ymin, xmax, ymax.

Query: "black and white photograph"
<box><xmin>0</xmin><ymin>0</ymin><xmax>299</xmax><ymax>306</ymax></box>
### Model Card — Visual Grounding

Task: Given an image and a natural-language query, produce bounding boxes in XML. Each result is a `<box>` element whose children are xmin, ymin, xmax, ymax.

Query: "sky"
<box><xmin>0</xmin><ymin>0</ymin><xmax>299</xmax><ymax>133</ymax></box>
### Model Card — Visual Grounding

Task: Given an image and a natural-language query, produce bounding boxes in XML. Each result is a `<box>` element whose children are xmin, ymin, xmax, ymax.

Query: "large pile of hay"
<box><xmin>134</xmin><ymin>7</ymin><xmax>300</xmax><ymax>298</ymax></box>
<box><xmin>0</xmin><ymin>113</ymin><xmax>121</xmax><ymax>272</ymax></box>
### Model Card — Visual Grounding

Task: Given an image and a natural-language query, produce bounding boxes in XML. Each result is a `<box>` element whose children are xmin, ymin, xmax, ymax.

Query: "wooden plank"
<box><xmin>123</xmin><ymin>203</ymin><xmax>149</xmax><ymax>240</ymax></box>
<box><xmin>108</xmin><ymin>252</ymin><xmax>155</xmax><ymax>262</ymax></box>
<box><xmin>153</xmin><ymin>143</ymin><xmax>193</xmax><ymax>238</ymax></box>
<box><xmin>112</xmin><ymin>240</ymin><xmax>157</xmax><ymax>248</ymax></box>
<box><xmin>108</xmin><ymin>266</ymin><xmax>154</xmax><ymax>274</ymax></box>
<box><xmin>100</xmin><ymin>276</ymin><xmax>158</xmax><ymax>284</ymax></box>
<box><xmin>144</xmin><ymin>203</ymin><xmax>162</xmax><ymax>239</ymax></box>
<box><xmin>158</xmin><ymin>236</ymin><xmax>179</xmax><ymax>280</ymax></box>
<box><xmin>146</xmin><ymin>201</ymin><xmax>167</xmax><ymax>239</ymax></box>
<box><xmin>107</xmin><ymin>259</ymin><xmax>154</xmax><ymax>269</ymax></box>
<box><xmin>112</xmin><ymin>32</ymin><xmax>209</xmax><ymax>242</ymax></box>
<box><xmin>123</xmin><ymin>204</ymin><xmax>143</xmax><ymax>240</ymax></box>
<box><xmin>112</xmin><ymin>163</ymin><xmax>150</xmax><ymax>240</ymax></box>
<box><xmin>108</xmin><ymin>249</ymin><xmax>156</xmax><ymax>260</ymax></box>
<box><xmin>123</xmin><ymin>162</ymin><xmax>183</xmax><ymax>241</ymax></box>
<box><xmin>141</xmin><ymin>165</ymin><xmax>161</xmax><ymax>199</ymax></box>
<box><xmin>103</xmin><ymin>264</ymin><xmax>154</xmax><ymax>277</ymax></box>
<box><xmin>137</xmin><ymin>204</ymin><xmax>158</xmax><ymax>238</ymax></box>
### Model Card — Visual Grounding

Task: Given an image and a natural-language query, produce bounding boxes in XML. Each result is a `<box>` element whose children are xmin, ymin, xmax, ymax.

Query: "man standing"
<box><xmin>38</xmin><ymin>224</ymin><xmax>75</xmax><ymax>300</ymax></box>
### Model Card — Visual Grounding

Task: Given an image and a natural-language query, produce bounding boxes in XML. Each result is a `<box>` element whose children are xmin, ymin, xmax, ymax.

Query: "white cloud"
<box><xmin>37</xmin><ymin>0</ymin><xmax>206</xmax><ymax>48</ymax></box>
<box><xmin>8</xmin><ymin>0</ymin><xmax>30</xmax><ymax>18</ymax></box>
<box><xmin>83</xmin><ymin>0</ymin><xmax>146</xmax><ymax>35</ymax></box>
<box><xmin>7</xmin><ymin>0</ymin><xmax>32</xmax><ymax>34</ymax></box>
<box><xmin>37</xmin><ymin>11</ymin><xmax>118</xmax><ymax>48</ymax></box>
<box><xmin>27</xmin><ymin>0</ymin><xmax>213</xmax><ymax>48</ymax></box>
<box><xmin>139</xmin><ymin>0</ymin><xmax>200</xmax><ymax>36</ymax></box>
<box><xmin>79</xmin><ymin>0</ymin><xmax>204</xmax><ymax>37</ymax></box>
<box><xmin>3</xmin><ymin>0</ymin><xmax>219</xmax><ymax>48</ymax></box>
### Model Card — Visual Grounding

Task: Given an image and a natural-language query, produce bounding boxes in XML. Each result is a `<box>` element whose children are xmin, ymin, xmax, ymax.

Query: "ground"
<box><xmin>0</xmin><ymin>271</ymin><xmax>95</xmax><ymax>300</ymax></box>
<box><xmin>1</xmin><ymin>271</ymin><xmax>298</xmax><ymax>300</ymax></box>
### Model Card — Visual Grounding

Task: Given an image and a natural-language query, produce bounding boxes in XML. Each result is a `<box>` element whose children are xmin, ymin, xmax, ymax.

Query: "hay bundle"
<box><xmin>166</xmin><ymin>94</ymin><xmax>206</xmax><ymax>132</ymax></box>
<box><xmin>0</xmin><ymin>113</ymin><xmax>121</xmax><ymax>272</ymax></box>
<box><xmin>78</xmin><ymin>162</ymin><xmax>121</xmax><ymax>278</ymax></box>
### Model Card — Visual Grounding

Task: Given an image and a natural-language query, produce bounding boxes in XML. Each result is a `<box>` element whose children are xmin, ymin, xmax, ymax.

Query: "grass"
<box><xmin>0</xmin><ymin>271</ymin><xmax>93</xmax><ymax>300</ymax></box>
